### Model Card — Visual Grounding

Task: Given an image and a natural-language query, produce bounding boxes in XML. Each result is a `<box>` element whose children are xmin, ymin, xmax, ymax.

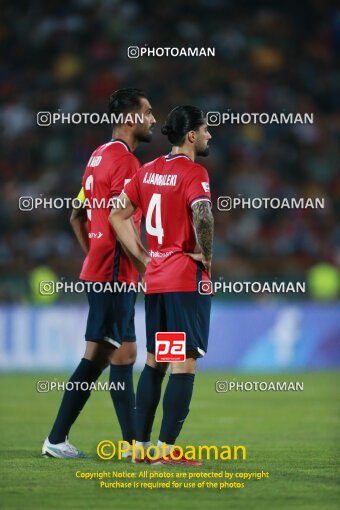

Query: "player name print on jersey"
<box><xmin>143</xmin><ymin>172</ymin><xmax>177</xmax><ymax>186</ymax></box>
<box><xmin>88</xmin><ymin>155</ymin><xmax>102</xmax><ymax>167</ymax></box>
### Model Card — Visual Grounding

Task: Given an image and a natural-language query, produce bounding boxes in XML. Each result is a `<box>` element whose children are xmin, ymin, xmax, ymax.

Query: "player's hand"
<box><xmin>143</xmin><ymin>254</ymin><xmax>151</xmax><ymax>268</ymax></box>
<box><xmin>185</xmin><ymin>252</ymin><xmax>212</xmax><ymax>278</ymax></box>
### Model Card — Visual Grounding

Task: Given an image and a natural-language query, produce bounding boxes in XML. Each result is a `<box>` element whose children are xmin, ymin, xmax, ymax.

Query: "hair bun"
<box><xmin>161</xmin><ymin>125</ymin><xmax>169</xmax><ymax>135</ymax></box>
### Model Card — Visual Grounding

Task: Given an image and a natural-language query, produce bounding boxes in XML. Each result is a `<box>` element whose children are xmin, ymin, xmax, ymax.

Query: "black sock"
<box><xmin>48</xmin><ymin>358</ymin><xmax>102</xmax><ymax>444</ymax></box>
<box><xmin>159</xmin><ymin>373</ymin><xmax>195</xmax><ymax>444</ymax></box>
<box><xmin>109</xmin><ymin>363</ymin><xmax>136</xmax><ymax>444</ymax></box>
<box><xmin>136</xmin><ymin>364</ymin><xmax>166</xmax><ymax>442</ymax></box>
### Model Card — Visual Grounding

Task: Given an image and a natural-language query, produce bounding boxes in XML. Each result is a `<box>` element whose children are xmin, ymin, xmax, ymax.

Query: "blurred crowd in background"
<box><xmin>0</xmin><ymin>0</ymin><xmax>339</xmax><ymax>302</ymax></box>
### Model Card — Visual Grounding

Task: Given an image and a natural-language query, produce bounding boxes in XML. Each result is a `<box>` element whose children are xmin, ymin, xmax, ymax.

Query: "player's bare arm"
<box><xmin>187</xmin><ymin>200</ymin><xmax>214</xmax><ymax>277</ymax></box>
<box><xmin>120</xmin><ymin>217</ymin><xmax>148</xmax><ymax>277</ymax></box>
<box><xmin>70</xmin><ymin>207</ymin><xmax>89</xmax><ymax>255</ymax></box>
<box><xmin>109</xmin><ymin>193</ymin><xmax>151</xmax><ymax>275</ymax></box>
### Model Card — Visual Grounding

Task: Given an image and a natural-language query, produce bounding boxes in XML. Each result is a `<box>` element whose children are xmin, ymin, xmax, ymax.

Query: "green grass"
<box><xmin>0</xmin><ymin>372</ymin><xmax>339</xmax><ymax>510</ymax></box>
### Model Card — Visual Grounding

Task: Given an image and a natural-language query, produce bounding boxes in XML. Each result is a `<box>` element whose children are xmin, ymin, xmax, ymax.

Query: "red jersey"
<box><xmin>80</xmin><ymin>139</ymin><xmax>141</xmax><ymax>283</ymax></box>
<box><xmin>124</xmin><ymin>153</ymin><xmax>211</xmax><ymax>293</ymax></box>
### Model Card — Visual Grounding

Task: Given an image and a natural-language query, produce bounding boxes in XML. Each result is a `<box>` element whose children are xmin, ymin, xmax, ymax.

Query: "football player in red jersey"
<box><xmin>110</xmin><ymin>105</ymin><xmax>214</xmax><ymax>465</ymax></box>
<box><xmin>42</xmin><ymin>89</ymin><xmax>156</xmax><ymax>459</ymax></box>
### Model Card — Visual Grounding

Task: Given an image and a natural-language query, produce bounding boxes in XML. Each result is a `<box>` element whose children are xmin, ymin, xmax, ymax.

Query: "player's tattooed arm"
<box><xmin>189</xmin><ymin>200</ymin><xmax>214</xmax><ymax>276</ymax></box>
<box><xmin>70</xmin><ymin>207</ymin><xmax>89</xmax><ymax>255</ymax></box>
<box><xmin>192</xmin><ymin>201</ymin><xmax>214</xmax><ymax>259</ymax></box>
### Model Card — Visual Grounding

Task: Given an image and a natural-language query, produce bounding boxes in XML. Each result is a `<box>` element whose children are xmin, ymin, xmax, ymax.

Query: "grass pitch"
<box><xmin>0</xmin><ymin>371</ymin><xmax>339</xmax><ymax>510</ymax></box>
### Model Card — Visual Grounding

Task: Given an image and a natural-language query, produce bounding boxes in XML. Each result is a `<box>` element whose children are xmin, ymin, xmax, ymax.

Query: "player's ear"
<box><xmin>125</xmin><ymin>111</ymin><xmax>135</xmax><ymax>127</ymax></box>
<box><xmin>187</xmin><ymin>130</ymin><xmax>196</xmax><ymax>144</ymax></box>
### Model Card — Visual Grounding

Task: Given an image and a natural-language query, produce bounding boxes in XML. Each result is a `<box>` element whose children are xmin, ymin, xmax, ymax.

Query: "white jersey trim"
<box><xmin>190</xmin><ymin>197</ymin><xmax>212</xmax><ymax>208</ymax></box>
<box><xmin>164</xmin><ymin>154</ymin><xmax>191</xmax><ymax>161</ymax></box>
<box><xmin>110</xmin><ymin>140</ymin><xmax>130</xmax><ymax>151</ymax></box>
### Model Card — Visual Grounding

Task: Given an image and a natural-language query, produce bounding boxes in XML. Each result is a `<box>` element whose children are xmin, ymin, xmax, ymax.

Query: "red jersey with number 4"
<box><xmin>124</xmin><ymin>153</ymin><xmax>212</xmax><ymax>293</ymax></box>
<box><xmin>80</xmin><ymin>139</ymin><xmax>141</xmax><ymax>283</ymax></box>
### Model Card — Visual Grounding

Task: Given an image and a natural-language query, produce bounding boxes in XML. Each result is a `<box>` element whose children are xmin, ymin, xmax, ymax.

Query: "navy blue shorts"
<box><xmin>145</xmin><ymin>292</ymin><xmax>211</xmax><ymax>357</ymax></box>
<box><xmin>84</xmin><ymin>282</ymin><xmax>136</xmax><ymax>347</ymax></box>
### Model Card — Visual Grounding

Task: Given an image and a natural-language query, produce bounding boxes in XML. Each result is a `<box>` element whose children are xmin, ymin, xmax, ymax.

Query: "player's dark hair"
<box><xmin>161</xmin><ymin>105</ymin><xmax>205</xmax><ymax>145</ymax></box>
<box><xmin>108</xmin><ymin>88</ymin><xmax>146</xmax><ymax>124</ymax></box>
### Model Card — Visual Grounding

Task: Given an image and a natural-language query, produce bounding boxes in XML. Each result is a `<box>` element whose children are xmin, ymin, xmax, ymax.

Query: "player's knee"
<box><xmin>111</xmin><ymin>342</ymin><xmax>137</xmax><ymax>365</ymax></box>
<box><xmin>84</xmin><ymin>341</ymin><xmax>113</xmax><ymax>370</ymax></box>
<box><xmin>146</xmin><ymin>353</ymin><xmax>168</xmax><ymax>373</ymax></box>
<box><xmin>172</xmin><ymin>356</ymin><xmax>197</xmax><ymax>374</ymax></box>
<box><xmin>83</xmin><ymin>354</ymin><xmax>109</xmax><ymax>371</ymax></box>
<box><xmin>146</xmin><ymin>352</ymin><xmax>157</xmax><ymax>367</ymax></box>
<box><xmin>126</xmin><ymin>343</ymin><xmax>137</xmax><ymax>364</ymax></box>
<box><xmin>121</xmin><ymin>351</ymin><xmax>136</xmax><ymax>365</ymax></box>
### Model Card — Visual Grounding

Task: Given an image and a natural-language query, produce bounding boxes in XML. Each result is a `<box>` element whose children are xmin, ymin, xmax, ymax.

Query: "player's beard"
<box><xmin>137</xmin><ymin>132</ymin><xmax>153</xmax><ymax>143</ymax></box>
<box><xmin>196</xmin><ymin>146</ymin><xmax>210</xmax><ymax>157</ymax></box>
<box><xmin>135</xmin><ymin>125</ymin><xmax>153</xmax><ymax>143</ymax></box>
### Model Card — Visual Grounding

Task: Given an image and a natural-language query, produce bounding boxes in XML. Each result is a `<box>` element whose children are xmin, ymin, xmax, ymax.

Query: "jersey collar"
<box><xmin>165</xmin><ymin>152</ymin><xmax>192</xmax><ymax>161</ymax></box>
<box><xmin>110</xmin><ymin>138</ymin><xmax>132</xmax><ymax>152</ymax></box>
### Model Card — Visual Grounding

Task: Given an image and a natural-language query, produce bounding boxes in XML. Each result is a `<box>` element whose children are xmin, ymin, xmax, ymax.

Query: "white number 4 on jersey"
<box><xmin>146</xmin><ymin>193</ymin><xmax>164</xmax><ymax>244</ymax></box>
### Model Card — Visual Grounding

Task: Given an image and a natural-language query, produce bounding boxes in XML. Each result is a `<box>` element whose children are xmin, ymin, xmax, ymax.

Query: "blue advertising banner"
<box><xmin>1</xmin><ymin>303</ymin><xmax>339</xmax><ymax>371</ymax></box>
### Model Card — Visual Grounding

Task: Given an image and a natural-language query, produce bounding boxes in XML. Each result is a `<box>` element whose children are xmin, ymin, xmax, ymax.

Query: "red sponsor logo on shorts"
<box><xmin>155</xmin><ymin>332</ymin><xmax>186</xmax><ymax>362</ymax></box>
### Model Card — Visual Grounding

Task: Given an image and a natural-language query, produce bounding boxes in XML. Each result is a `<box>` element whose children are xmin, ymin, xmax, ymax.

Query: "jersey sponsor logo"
<box><xmin>155</xmin><ymin>332</ymin><xmax>186</xmax><ymax>362</ymax></box>
<box><xmin>201</xmin><ymin>182</ymin><xmax>210</xmax><ymax>192</ymax></box>
<box><xmin>149</xmin><ymin>249</ymin><xmax>174</xmax><ymax>258</ymax></box>
<box><xmin>88</xmin><ymin>232</ymin><xmax>103</xmax><ymax>239</ymax></box>
<box><xmin>143</xmin><ymin>172</ymin><xmax>177</xmax><ymax>186</ymax></box>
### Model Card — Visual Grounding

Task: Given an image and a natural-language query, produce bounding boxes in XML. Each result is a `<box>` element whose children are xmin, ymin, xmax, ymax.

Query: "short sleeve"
<box><xmin>109</xmin><ymin>154</ymin><xmax>139</xmax><ymax>197</ymax></box>
<box><xmin>124</xmin><ymin>172</ymin><xmax>141</xmax><ymax>208</ymax></box>
<box><xmin>185</xmin><ymin>164</ymin><xmax>211</xmax><ymax>208</ymax></box>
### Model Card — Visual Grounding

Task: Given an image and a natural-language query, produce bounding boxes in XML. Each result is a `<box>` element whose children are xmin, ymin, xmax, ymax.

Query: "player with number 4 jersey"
<box><xmin>110</xmin><ymin>105</ymin><xmax>214</xmax><ymax>466</ymax></box>
<box><xmin>126</xmin><ymin>152</ymin><xmax>212</xmax><ymax>293</ymax></box>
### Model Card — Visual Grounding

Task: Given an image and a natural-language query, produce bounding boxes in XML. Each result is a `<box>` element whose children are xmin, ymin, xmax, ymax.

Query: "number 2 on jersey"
<box><xmin>84</xmin><ymin>174</ymin><xmax>93</xmax><ymax>220</ymax></box>
<box><xmin>146</xmin><ymin>193</ymin><xmax>164</xmax><ymax>244</ymax></box>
